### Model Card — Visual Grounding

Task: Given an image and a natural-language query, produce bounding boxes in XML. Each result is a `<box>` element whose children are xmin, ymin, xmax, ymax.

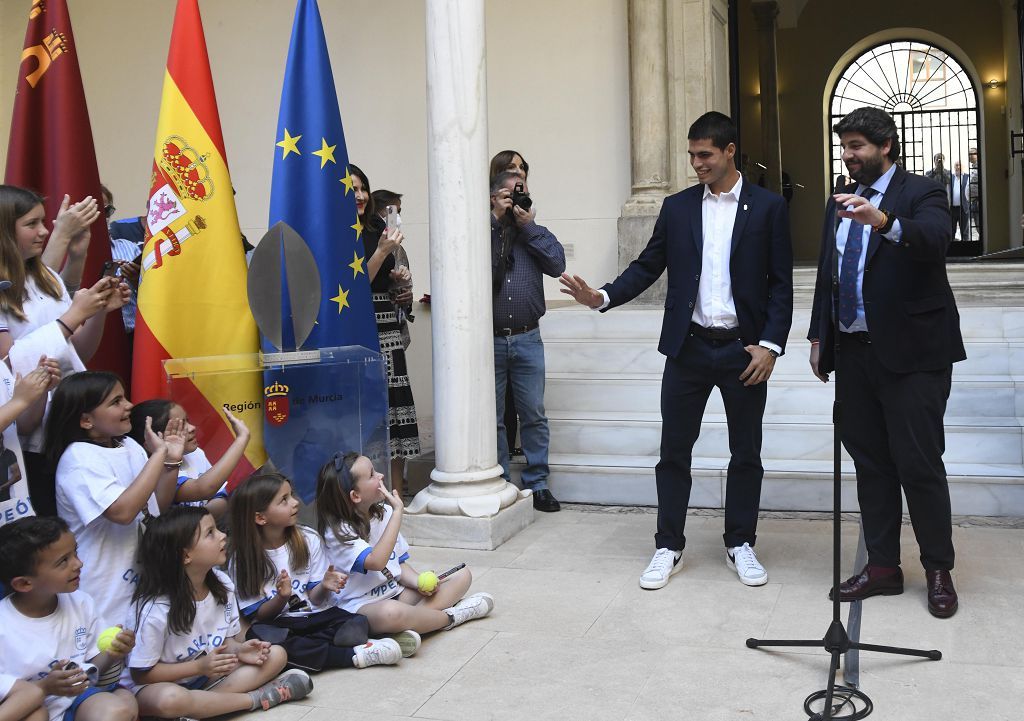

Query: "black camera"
<box><xmin>511</xmin><ymin>182</ymin><xmax>532</xmax><ymax>211</ymax></box>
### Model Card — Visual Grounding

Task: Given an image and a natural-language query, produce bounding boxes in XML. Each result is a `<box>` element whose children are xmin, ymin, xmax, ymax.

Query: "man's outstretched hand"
<box><xmin>559</xmin><ymin>273</ymin><xmax>604</xmax><ymax>309</ymax></box>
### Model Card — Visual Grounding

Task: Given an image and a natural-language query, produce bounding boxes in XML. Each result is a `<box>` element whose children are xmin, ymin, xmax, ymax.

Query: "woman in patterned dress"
<box><xmin>349</xmin><ymin>165</ymin><xmax>420</xmax><ymax>496</ymax></box>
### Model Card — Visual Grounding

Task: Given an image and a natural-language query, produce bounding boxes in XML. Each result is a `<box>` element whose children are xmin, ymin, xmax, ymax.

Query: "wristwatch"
<box><xmin>767</xmin><ymin>349</ymin><xmax>780</xmax><ymax>358</ymax></box>
<box><xmin>872</xmin><ymin>210</ymin><xmax>896</xmax><ymax>235</ymax></box>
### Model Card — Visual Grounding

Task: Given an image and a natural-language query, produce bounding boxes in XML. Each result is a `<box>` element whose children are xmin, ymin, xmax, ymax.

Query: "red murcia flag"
<box><xmin>4</xmin><ymin>0</ymin><xmax>129</xmax><ymax>382</ymax></box>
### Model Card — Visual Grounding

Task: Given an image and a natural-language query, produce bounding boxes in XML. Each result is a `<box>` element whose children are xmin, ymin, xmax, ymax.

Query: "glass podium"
<box><xmin>164</xmin><ymin>345</ymin><xmax>389</xmax><ymax>503</ymax></box>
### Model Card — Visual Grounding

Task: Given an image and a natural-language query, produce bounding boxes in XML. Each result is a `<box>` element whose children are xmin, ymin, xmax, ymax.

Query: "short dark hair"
<box><xmin>687</xmin><ymin>111</ymin><xmax>737</xmax><ymax>151</ymax></box>
<box><xmin>490</xmin><ymin>171</ymin><xmax>521</xmax><ymax>195</ymax></box>
<box><xmin>0</xmin><ymin>516</ymin><xmax>70</xmax><ymax>586</ymax></box>
<box><xmin>832</xmin><ymin>107</ymin><xmax>901</xmax><ymax>162</ymax></box>
<box><xmin>371</xmin><ymin>189</ymin><xmax>403</xmax><ymax>211</ymax></box>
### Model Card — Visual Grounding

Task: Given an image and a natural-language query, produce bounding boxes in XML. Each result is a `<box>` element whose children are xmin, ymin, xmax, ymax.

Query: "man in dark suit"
<box><xmin>808</xmin><ymin>107</ymin><xmax>966</xmax><ymax>618</ymax></box>
<box><xmin>560</xmin><ymin>112</ymin><xmax>792</xmax><ymax>590</ymax></box>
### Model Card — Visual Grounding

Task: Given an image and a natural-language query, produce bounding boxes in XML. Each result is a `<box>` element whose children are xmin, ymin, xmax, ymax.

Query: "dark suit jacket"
<box><xmin>602</xmin><ymin>180</ymin><xmax>793</xmax><ymax>359</ymax></box>
<box><xmin>808</xmin><ymin>165</ymin><xmax>966</xmax><ymax>374</ymax></box>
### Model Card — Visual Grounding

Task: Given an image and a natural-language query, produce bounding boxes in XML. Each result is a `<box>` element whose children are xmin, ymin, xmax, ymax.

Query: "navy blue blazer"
<box><xmin>602</xmin><ymin>180</ymin><xmax>794</xmax><ymax>360</ymax></box>
<box><xmin>807</xmin><ymin>165</ymin><xmax>966</xmax><ymax>374</ymax></box>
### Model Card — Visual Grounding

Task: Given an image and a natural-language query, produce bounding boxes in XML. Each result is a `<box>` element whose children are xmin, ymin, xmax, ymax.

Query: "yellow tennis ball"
<box><xmin>417</xmin><ymin>571</ymin><xmax>438</xmax><ymax>593</ymax></box>
<box><xmin>97</xmin><ymin>626</ymin><xmax>120</xmax><ymax>652</ymax></box>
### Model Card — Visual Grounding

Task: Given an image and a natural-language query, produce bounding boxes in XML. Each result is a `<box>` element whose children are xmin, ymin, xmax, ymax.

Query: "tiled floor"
<box><xmin>246</xmin><ymin>507</ymin><xmax>1023</xmax><ymax>720</ymax></box>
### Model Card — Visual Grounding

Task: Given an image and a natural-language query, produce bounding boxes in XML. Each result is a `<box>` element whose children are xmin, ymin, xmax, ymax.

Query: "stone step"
<box><xmin>545</xmin><ymin>415</ymin><xmax>1022</xmax><ymax>465</ymax></box>
<box><xmin>544</xmin><ymin>375</ymin><xmax>1023</xmax><ymax>419</ymax></box>
<box><xmin>542</xmin><ymin>338</ymin><xmax>1024</xmax><ymax>379</ymax></box>
<box><xmin>539</xmin><ymin>305</ymin><xmax>1024</xmax><ymax>342</ymax></box>
<box><xmin>405</xmin><ymin>452</ymin><xmax>1024</xmax><ymax>516</ymax></box>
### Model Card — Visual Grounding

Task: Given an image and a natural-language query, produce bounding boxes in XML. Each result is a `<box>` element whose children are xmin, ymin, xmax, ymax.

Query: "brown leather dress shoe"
<box><xmin>926</xmin><ymin>570</ymin><xmax>958</xmax><ymax>618</ymax></box>
<box><xmin>829</xmin><ymin>564</ymin><xmax>904</xmax><ymax>601</ymax></box>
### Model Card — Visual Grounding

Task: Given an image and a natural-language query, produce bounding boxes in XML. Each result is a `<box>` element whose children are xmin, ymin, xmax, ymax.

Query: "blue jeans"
<box><xmin>494</xmin><ymin>327</ymin><xmax>550</xmax><ymax>490</ymax></box>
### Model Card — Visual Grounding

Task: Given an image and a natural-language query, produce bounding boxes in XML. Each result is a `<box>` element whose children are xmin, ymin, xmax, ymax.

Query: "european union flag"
<box><xmin>269</xmin><ymin>0</ymin><xmax>379</xmax><ymax>353</ymax></box>
<box><xmin>262</xmin><ymin>0</ymin><xmax>388</xmax><ymax>500</ymax></box>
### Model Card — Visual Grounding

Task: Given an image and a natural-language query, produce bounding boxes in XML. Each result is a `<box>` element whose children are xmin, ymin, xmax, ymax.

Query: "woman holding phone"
<box><xmin>350</xmin><ymin>165</ymin><xmax>420</xmax><ymax>498</ymax></box>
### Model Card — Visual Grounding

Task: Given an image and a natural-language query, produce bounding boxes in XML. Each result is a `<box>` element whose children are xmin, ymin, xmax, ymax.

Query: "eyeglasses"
<box><xmin>104</xmin><ymin>204</ymin><xmax>116</xmax><ymax>219</ymax></box>
<box><xmin>332</xmin><ymin>452</ymin><xmax>353</xmax><ymax>492</ymax></box>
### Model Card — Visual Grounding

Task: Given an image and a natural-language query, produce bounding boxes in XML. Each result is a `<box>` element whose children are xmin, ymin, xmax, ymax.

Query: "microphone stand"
<box><xmin>744</xmin><ymin>176</ymin><xmax>942</xmax><ymax>720</ymax></box>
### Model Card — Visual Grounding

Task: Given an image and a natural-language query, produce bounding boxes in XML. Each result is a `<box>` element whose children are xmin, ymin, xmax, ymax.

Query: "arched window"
<box><xmin>829</xmin><ymin>40</ymin><xmax>982</xmax><ymax>255</ymax></box>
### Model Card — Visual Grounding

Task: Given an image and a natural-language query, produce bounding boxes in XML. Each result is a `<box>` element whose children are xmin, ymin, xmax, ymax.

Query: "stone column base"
<box><xmin>618</xmin><ymin>213</ymin><xmax>665</xmax><ymax>304</ymax></box>
<box><xmin>401</xmin><ymin>493</ymin><xmax>535</xmax><ymax>550</ymax></box>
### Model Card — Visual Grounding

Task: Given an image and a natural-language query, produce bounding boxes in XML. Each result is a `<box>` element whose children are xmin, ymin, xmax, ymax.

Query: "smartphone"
<box><xmin>101</xmin><ymin>260</ymin><xmax>118</xmax><ymax>278</ymax></box>
<box><xmin>385</xmin><ymin>205</ymin><xmax>400</xmax><ymax>234</ymax></box>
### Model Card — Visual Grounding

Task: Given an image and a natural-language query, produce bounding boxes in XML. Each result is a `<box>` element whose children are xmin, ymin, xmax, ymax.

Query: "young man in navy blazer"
<box><xmin>560</xmin><ymin>112</ymin><xmax>793</xmax><ymax>590</ymax></box>
<box><xmin>808</xmin><ymin>107</ymin><xmax>965</xmax><ymax>618</ymax></box>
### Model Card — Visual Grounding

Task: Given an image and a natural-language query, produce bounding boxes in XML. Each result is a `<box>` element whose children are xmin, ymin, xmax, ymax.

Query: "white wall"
<box><xmin>0</xmin><ymin>0</ymin><xmax>631</xmax><ymax>442</ymax></box>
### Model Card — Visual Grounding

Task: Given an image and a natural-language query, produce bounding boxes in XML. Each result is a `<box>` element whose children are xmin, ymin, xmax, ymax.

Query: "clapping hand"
<box><xmin>274</xmin><ymin>569</ymin><xmax>293</xmax><ymax>599</ymax></box>
<box><xmin>224</xmin><ymin>408</ymin><xmax>251</xmax><ymax>443</ymax></box>
<box><xmin>321</xmin><ymin>564</ymin><xmax>348</xmax><ymax>592</ymax></box>
<box><xmin>161</xmin><ymin>416</ymin><xmax>187</xmax><ymax>463</ymax></box>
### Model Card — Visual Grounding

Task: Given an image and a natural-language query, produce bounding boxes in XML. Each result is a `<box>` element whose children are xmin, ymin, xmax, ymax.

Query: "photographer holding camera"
<box><xmin>490</xmin><ymin>170</ymin><xmax>565</xmax><ymax>512</ymax></box>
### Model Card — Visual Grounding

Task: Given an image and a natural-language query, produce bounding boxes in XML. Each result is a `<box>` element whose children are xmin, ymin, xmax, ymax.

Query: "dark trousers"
<box><xmin>951</xmin><ymin>204</ymin><xmax>968</xmax><ymax>240</ymax></box>
<box><xmin>837</xmin><ymin>333</ymin><xmax>955</xmax><ymax>571</ymax></box>
<box><xmin>246</xmin><ymin>607</ymin><xmax>368</xmax><ymax>672</ymax></box>
<box><xmin>655</xmin><ymin>335</ymin><xmax>767</xmax><ymax>551</ymax></box>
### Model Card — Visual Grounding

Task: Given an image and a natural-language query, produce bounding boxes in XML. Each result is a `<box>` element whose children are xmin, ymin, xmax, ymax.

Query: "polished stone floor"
<box><xmin>247</xmin><ymin>506</ymin><xmax>1023</xmax><ymax>721</ymax></box>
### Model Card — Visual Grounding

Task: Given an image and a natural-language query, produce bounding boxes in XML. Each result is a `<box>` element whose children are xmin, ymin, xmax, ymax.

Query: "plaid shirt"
<box><xmin>491</xmin><ymin>216</ymin><xmax>565</xmax><ymax>330</ymax></box>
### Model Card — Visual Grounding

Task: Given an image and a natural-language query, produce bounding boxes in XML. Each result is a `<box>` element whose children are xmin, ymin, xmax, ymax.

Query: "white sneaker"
<box><xmin>639</xmin><ymin>548</ymin><xmax>683</xmax><ymax>590</ymax></box>
<box><xmin>444</xmin><ymin>592</ymin><xmax>495</xmax><ymax>628</ymax></box>
<box><xmin>726</xmin><ymin>543</ymin><xmax>768</xmax><ymax>586</ymax></box>
<box><xmin>353</xmin><ymin>638</ymin><xmax>402</xmax><ymax>668</ymax></box>
<box><xmin>390</xmin><ymin>629</ymin><xmax>421</xmax><ymax>657</ymax></box>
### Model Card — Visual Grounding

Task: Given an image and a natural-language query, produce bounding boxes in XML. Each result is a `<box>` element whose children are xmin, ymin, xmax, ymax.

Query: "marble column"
<box><xmin>617</xmin><ymin>0</ymin><xmax>670</xmax><ymax>303</ymax></box>
<box><xmin>618</xmin><ymin>0</ymin><xmax>731</xmax><ymax>304</ymax></box>
<box><xmin>403</xmin><ymin>0</ymin><xmax>534</xmax><ymax>550</ymax></box>
<box><xmin>623</xmin><ymin>0</ymin><xmax>671</xmax><ymax>215</ymax></box>
<box><xmin>751</xmin><ymin>1</ymin><xmax>782</xmax><ymax>195</ymax></box>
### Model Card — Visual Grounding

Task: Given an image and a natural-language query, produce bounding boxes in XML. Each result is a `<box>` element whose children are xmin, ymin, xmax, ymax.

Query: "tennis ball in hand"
<box><xmin>417</xmin><ymin>571</ymin><xmax>439</xmax><ymax>593</ymax></box>
<box><xmin>97</xmin><ymin>626</ymin><xmax>121</xmax><ymax>652</ymax></box>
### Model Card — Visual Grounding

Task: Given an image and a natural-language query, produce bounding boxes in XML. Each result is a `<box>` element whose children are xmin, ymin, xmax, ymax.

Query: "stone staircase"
<box><xmin>410</xmin><ymin>263</ymin><xmax>1024</xmax><ymax>516</ymax></box>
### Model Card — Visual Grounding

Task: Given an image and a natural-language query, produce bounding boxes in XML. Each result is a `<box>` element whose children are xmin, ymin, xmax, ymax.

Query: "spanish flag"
<box><xmin>133</xmin><ymin>0</ymin><xmax>265</xmax><ymax>481</ymax></box>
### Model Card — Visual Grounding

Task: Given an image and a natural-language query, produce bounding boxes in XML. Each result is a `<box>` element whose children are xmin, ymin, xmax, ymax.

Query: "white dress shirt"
<box><xmin>692</xmin><ymin>175</ymin><xmax>742</xmax><ymax>329</ymax></box>
<box><xmin>594</xmin><ymin>172</ymin><xmax>780</xmax><ymax>355</ymax></box>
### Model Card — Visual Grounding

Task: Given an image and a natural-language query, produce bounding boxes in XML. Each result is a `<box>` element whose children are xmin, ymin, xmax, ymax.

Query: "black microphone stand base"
<box><xmin>746</xmin><ymin>618</ymin><xmax>941</xmax><ymax>720</ymax></box>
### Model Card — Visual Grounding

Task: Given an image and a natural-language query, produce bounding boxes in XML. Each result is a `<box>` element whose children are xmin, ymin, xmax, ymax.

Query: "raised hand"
<box><xmin>224</xmin><ymin>408</ymin><xmax>251</xmax><ymax>442</ymax></box>
<box><xmin>142</xmin><ymin>416</ymin><xmax>167</xmax><ymax>456</ymax></box>
<box><xmin>559</xmin><ymin>273</ymin><xmax>604</xmax><ymax>309</ymax></box>
<box><xmin>161</xmin><ymin>417</ymin><xmax>187</xmax><ymax>463</ymax></box>
<box><xmin>378</xmin><ymin>228</ymin><xmax>404</xmax><ymax>256</ymax></box>
<box><xmin>198</xmin><ymin>644</ymin><xmax>238</xmax><ymax>679</ymax></box>
<box><xmin>321</xmin><ymin>564</ymin><xmax>348</xmax><ymax>592</ymax></box>
<box><xmin>379</xmin><ymin>480</ymin><xmax>405</xmax><ymax>512</ymax></box>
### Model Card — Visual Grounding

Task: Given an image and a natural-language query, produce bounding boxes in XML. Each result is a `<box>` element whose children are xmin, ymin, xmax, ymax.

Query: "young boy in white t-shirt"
<box><xmin>0</xmin><ymin>517</ymin><xmax>137</xmax><ymax>721</ymax></box>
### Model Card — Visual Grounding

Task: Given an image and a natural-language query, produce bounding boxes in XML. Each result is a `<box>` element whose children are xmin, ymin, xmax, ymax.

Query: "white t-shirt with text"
<box><xmin>233</xmin><ymin>526</ymin><xmax>329</xmax><ymax>619</ymax></box>
<box><xmin>56</xmin><ymin>438</ymin><xmax>156</xmax><ymax>628</ymax></box>
<box><xmin>0</xmin><ymin>590</ymin><xmax>101</xmax><ymax>721</ymax></box>
<box><xmin>125</xmin><ymin>568</ymin><xmax>241</xmax><ymax>691</ymax></box>
<box><xmin>322</xmin><ymin>504</ymin><xmax>409</xmax><ymax>612</ymax></box>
